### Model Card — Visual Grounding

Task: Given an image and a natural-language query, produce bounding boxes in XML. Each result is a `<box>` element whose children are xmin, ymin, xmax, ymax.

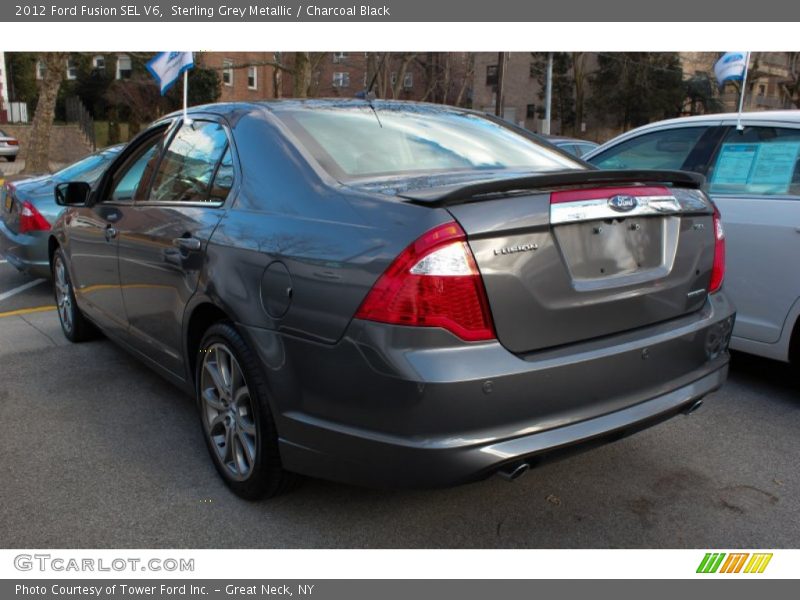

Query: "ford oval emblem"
<box><xmin>608</xmin><ymin>195</ymin><xmax>638</xmax><ymax>212</ymax></box>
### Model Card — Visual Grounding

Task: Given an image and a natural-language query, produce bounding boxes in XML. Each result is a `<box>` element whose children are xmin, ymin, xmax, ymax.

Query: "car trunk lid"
<box><xmin>399</xmin><ymin>170</ymin><xmax>716</xmax><ymax>353</ymax></box>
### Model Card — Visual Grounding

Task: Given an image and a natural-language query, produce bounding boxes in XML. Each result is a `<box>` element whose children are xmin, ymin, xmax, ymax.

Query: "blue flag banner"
<box><xmin>146</xmin><ymin>52</ymin><xmax>195</xmax><ymax>95</ymax></box>
<box><xmin>714</xmin><ymin>52</ymin><xmax>748</xmax><ymax>86</ymax></box>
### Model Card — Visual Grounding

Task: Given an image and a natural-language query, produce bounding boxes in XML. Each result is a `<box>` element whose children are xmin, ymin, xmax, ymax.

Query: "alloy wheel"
<box><xmin>200</xmin><ymin>343</ymin><xmax>258</xmax><ymax>481</ymax></box>
<box><xmin>54</xmin><ymin>256</ymin><xmax>73</xmax><ymax>335</ymax></box>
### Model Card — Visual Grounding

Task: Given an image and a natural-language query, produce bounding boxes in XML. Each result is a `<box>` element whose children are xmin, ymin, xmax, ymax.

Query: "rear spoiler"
<box><xmin>398</xmin><ymin>169</ymin><xmax>706</xmax><ymax>206</ymax></box>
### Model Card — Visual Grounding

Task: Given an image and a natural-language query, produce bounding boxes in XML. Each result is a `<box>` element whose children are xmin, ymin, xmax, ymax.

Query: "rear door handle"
<box><xmin>173</xmin><ymin>236</ymin><xmax>202</xmax><ymax>251</ymax></box>
<box><xmin>104</xmin><ymin>225</ymin><xmax>118</xmax><ymax>241</ymax></box>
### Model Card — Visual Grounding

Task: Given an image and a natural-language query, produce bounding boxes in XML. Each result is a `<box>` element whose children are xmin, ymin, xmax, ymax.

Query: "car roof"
<box><xmin>586</xmin><ymin>110</ymin><xmax>800</xmax><ymax>158</ymax></box>
<box><xmin>162</xmin><ymin>98</ymin><xmax>488</xmax><ymax>122</ymax></box>
<box><xmin>644</xmin><ymin>109</ymin><xmax>800</xmax><ymax>126</ymax></box>
<box><xmin>550</xmin><ymin>137</ymin><xmax>598</xmax><ymax>145</ymax></box>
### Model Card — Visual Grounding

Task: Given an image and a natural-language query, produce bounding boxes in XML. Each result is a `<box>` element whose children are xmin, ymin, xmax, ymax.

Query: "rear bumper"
<box><xmin>0</xmin><ymin>220</ymin><xmax>51</xmax><ymax>278</ymax></box>
<box><xmin>241</xmin><ymin>292</ymin><xmax>735</xmax><ymax>488</ymax></box>
<box><xmin>0</xmin><ymin>146</ymin><xmax>19</xmax><ymax>157</ymax></box>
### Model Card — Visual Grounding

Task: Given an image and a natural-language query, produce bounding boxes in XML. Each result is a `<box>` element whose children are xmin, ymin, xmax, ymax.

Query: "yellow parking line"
<box><xmin>0</xmin><ymin>305</ymin><xmax>57</xmax><ymax>318</ymax></box>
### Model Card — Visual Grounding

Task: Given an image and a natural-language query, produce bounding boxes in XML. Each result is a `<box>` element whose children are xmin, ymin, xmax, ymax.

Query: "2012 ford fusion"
<box><xmin>49</xmin><ymin>100</ymin><xmax>734</xmax><ymax>498</ymax></box>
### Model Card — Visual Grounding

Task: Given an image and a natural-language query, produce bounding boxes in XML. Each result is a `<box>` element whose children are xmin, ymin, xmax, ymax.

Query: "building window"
<box><xmin>758</xmin><ymin>84</ymin><xmax>766</xmax><ymax>96</ymax></box>
<box><xmin>92</xmin><ymin>55</ymin><xmax>106</xmax><ymax>73</ymax></box>
<box><xmin>332</xmin><ymin>71</ymin><xmax>350</xmax><ymax>88</ymax></box>
<box><xmin>486</xmin><ymin>65</ymin><xmax>498</xmax><ymax>86</ymax></box>
<box><xmin>332</xmin><ymin>52</ymin><xmax>348</xmax><ymax>64</ymax></box>
<box><xmin>66</xmin><ymin>58</ymin><xmax>78</xmax><ymax>80</ymax></box>
<box><xmin>36</xmin><ymin>60</ymin><xmax>46</xmax><ymax>80</ymax></box>
<box><xmin>221</xmin><ymin>60</ymin><xmax>234</xmax><ymax>86</ymax></box>
<box><xmin>403</xmin><ymin>72</ymin><xmax>413</xmax><ymax>89</ymax></box>
<box><xmin>116</xmin><ymin>54</ymin><xmax>132</xmax><ymax>80</ymax></box>
<box><xmin>526</xmin><ymin>104</ymin><xmax>536</xmax><ymax>119</ymax></box>
<box><xmin>248</xmin><ymin>66</ymin><xmax>257</xmax><ymax>90</ymax></box>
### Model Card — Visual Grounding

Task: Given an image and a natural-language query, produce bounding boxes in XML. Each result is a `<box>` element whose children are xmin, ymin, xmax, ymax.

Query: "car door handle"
<box><xmin>104</xmin><ymin>225</ymin><xmax>118</xmax><ymax>241</ymax></box>
<box><xmin>173</xmin><ymin>236</ymin><xmax>202</xmax><ymax>251</ymax></box>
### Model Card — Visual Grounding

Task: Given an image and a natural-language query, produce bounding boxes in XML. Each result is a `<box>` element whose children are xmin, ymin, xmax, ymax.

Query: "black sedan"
<box><xmin>50</xmin><ymin>100</ymin><xmax>734</xmax><ymax>498</ymax></box>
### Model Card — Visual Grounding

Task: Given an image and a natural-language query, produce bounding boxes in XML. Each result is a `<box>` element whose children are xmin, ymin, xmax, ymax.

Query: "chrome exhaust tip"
<box><xmin>497</xmin><ymin>461</ymin><xmax>530</xmax><ymax>482</ymax></box>
<box><xmin>682</xmin><ymin>399</ymin><xmax>704</xmax><ymax>415</ymax></box>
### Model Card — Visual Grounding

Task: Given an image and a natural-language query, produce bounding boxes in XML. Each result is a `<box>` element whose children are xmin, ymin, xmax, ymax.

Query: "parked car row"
<box><xmin>34</xmin><ymin>99</ymin><xmax>735</xmax><ymax>499</ymax></box>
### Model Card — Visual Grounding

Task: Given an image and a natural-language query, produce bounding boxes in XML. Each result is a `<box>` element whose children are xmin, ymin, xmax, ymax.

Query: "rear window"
<box><xmin>275</xmin><ymin>105</ymin><xmax>581</xmax><ymax>180</ymax></box>
<box><xmin>56</xmin><ymin>148</ymin><xmax>121</xmax><ymax>183</ymax></box>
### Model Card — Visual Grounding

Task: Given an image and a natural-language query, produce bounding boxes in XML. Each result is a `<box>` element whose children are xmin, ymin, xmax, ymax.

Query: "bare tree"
<box><xmin>454</xmin><ymin>53</ymin><xmax>475</xmax><ymax>107</ymax></box>
<box><xmin>23</xmin><ymin>52</ymin><xmax>68</xmax><ymax>174</ymax></box>
<box><xmin>572</xmin><ymin>52</ymin><xmax>588</xmax><ymax>134</ymax></box>
<box><xmin>781</xmin><ymin>52</ymin><xmax>800</xmax><ymax>108</ymax></box>
<box><xmin>390</xmin><ymin>53</ymin><xmax>416</xmax><ymax>99</ymax></box>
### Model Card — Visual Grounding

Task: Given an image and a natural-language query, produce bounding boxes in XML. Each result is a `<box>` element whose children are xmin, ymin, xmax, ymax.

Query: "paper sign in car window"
<box><xmin>749</xmin><ymin>142</ymin><xmax>800</xmax><ymax>190</ymax></box>
<box><xmin>711</xmin><ymin>143</ymin><xmax>758</xmax><ymax>185</ymax></box>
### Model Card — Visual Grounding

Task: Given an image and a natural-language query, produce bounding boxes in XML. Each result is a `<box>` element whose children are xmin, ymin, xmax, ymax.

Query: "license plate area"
<box><xmin>553</xmin><ymin>215</ymin><xmax>680</xmax><ymax>291</ymax></box>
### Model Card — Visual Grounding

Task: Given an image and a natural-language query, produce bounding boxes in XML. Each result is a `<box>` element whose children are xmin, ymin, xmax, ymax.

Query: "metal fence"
<box><xmin>64</xmin><ymin>96</ymin><xmax>96</xmax><ymax>150</ymax></box>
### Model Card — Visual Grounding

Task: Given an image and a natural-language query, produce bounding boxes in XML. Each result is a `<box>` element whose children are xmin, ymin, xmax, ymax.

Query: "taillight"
<box><xmin>709</xmin><ymin>203</ymin><xmax>725</xmax><ymax>293</ymax></box>
<box><xmin>19</xmin><ymin>201</ymin><xmax>51</xmax><ymax>233</ymax></box>
<box><xmin>6</xmin><ymin>140</ymin><xmax>19</xmax><ymax>146</ymax></box>
<box><xmin>355</xmin><ymin>221</ymin><xmax>496</xmax><ymax>341</ymax></box>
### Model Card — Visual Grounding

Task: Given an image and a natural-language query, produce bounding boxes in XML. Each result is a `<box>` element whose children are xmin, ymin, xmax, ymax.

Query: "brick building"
<box><xmin>197</xmin><ymin>52</ymin><xmax>277</xmax><ymax>101</ymax></box>
<box><xmin>472</xmin><ymin>52</ymin><xmax>540</xmax><ymax>130</ymax></box>
<box><xmin>278</xmin><ymin>52</ymin><xmax>428</xmax><ymax>100</ymax></box>
<box><xmin>681</xmin><ymin>51</ymin><xmax>797</xmax><ymax>113</ymax></box>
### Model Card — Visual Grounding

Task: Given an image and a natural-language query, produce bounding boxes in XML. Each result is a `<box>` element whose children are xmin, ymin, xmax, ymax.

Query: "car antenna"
<box><xmin>355</xmin><ymin>53</ymin><xmax>388</xmax><ymax>128</ymax></box>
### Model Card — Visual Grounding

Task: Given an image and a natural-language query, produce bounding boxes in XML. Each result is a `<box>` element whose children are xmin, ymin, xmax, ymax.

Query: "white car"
<box><xmin>586</xmin><ymin>111</ymin><xmax>800</xmax><ymax>364</ymax></box>
<box><xmin>0</xmin><ymin>129</ymin><xmax>20</xmax><ymax>162</ymax></box>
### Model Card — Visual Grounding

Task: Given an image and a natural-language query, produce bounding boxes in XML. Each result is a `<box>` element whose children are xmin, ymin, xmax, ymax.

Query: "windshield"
<box><xmin>275</xmin><ymin>105</ymin><xmax>582</xmax><ymax>180</ymax></box>
<box><xmin>56</xmin><ymin>147</ymin><xmax>122</xmax><ymax>183</ymax></box>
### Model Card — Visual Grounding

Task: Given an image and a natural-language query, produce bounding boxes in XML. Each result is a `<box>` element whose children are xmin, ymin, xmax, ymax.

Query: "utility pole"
<box><xmin>543</xmin><ymin>52</ymin><xmax>553</xmax><ymax>135</ymax></box>
<box><xmin>495</xmin><ymin>51</ymin><xmax>506</xmax><ymax>118</ymax></box>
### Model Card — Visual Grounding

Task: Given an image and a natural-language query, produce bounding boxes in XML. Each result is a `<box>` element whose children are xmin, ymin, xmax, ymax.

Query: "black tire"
<box><xmin>196</xmin><ymin>322</ymin><xmax>298</xmax><ymax>499</ymax></box>
<box><xmin>52</xmin><ymin>247</ymin><xmax>96</xmax><ymax>342</ymax></box>
<box><xmin>8</xmin><ymin>156</ymin><xmax>16</xmax><ymax>162</ymax></box>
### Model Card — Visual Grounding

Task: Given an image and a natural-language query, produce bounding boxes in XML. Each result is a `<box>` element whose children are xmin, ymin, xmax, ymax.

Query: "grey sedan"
<box><xmin>586</xmin><ymin>111</ymin><xmax>800</xmax><ymax>365</ymax></box>
<box><xmin>50</xmin><ymin>100</ymin><xmax>734</xmax><ymax>498</ymax></box>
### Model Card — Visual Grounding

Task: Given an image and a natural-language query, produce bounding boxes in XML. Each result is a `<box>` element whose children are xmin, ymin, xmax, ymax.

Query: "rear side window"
<box><xmin>589</xmin><ymin>127</ymin><xmax>708</xmax><ymax>171</ymax></box>
<box><xmin>708</xmin><ymin>126</ymin><xmax>800</xmax><ymax>196</ymax></box>
<box><xmin>208</xmin><ymin>147</ymin><xmax>234</xmax><ymax>203</ymax></box>
<box><xmin>150</xmin><ymin>121</ymin><xmax>231</xmax><ymax>203</ymax></box>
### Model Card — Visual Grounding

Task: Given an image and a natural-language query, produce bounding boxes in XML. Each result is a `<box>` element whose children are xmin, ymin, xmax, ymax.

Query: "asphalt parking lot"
<box><xmin>0</xmin><ymin>257</ymin><xmax>798</xmax><ymax>549</ymax></box>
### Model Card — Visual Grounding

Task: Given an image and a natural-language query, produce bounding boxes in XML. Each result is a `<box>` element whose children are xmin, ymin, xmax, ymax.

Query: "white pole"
<box><xmin>736</xmin><ymin>51</ymin><xmax>751</xmax><ymax>131</ymax></box>
<box><xmin>183</xmin><ymin>69</ymin><xmax>192</xmax><ymax>125</ymax></box>
<box><xmin>543</xmin><ymin>52</ymin><xmax>553</xmax><ymax>135</ymax></box>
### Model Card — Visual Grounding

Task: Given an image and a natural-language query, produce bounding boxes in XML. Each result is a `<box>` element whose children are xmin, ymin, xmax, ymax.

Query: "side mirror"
<box><xmin>55</xmin><ymin>181</ymin><xmax>91</xmax><ymax>207</ymax></box>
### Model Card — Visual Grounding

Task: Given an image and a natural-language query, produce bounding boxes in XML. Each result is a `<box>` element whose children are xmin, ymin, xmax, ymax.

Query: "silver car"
<box><xmin>0</xmin><ymin>129</ymin><xmax>20</xmax><ymax>162</ymax></box>
<box><xmin>586</xmin><ymin>111</ymin><xmax>800</xmax><ymax>364</ymax></box>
